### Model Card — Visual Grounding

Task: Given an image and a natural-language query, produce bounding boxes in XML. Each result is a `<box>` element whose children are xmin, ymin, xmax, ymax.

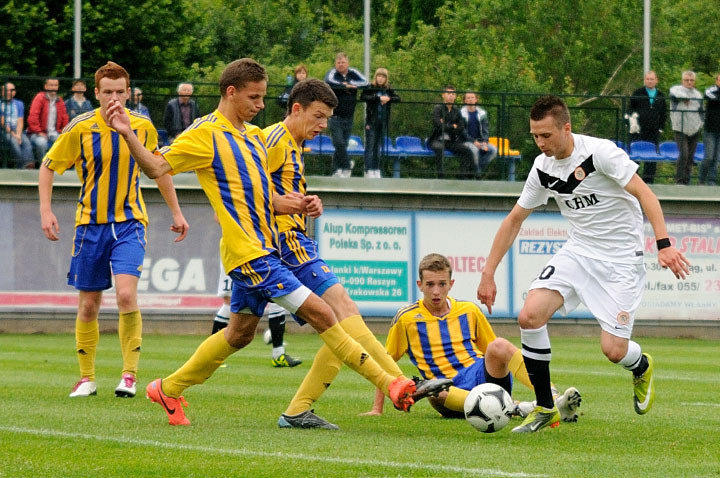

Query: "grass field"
<box><xmin>1</xmin><ymin>332</ymin><xmax>718</xmax><ymax>477</ymax></box>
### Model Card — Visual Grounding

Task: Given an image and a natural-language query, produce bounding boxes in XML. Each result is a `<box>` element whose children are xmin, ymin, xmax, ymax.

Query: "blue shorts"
<box><xmin>452</xmin><ymin>359</ymin><xmax>514</xmax><ymax>394</ymax></box>
<box><xmin>278</xmin><ymin>230</ymin><xmax>339</xmax><ymax>297</ymax></box>
<box><xmin>229</xmin><ymin>253</ymin><xmax>305</xmax><ymax>318</ymax></box>
<box><xmin>68</xmin><ymin>220</ymin><xmax>147</xmax><ymax>291</ymax></box>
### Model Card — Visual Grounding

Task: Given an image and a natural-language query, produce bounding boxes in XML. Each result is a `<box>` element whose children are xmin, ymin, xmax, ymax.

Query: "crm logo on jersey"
<box><xmin>617</xmin><ymin>311</ymin><xmax>630</xmax><ymax>326</ymax></box>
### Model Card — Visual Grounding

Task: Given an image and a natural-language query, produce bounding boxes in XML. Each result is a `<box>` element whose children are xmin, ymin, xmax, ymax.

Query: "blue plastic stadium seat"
<box><xmin>658</xmin><ymin>141</ymin><xmax>679</xmax><ymax>161</ymax></box>
<box><xmin>303</xmin><ymin>134</ymin><xmax>334</xmax><ymax>155</ymax></box>
<box><xmin>157</xmin><ymin>129</ymin><xmax>169</xmax><ymax>147</ymax></box>
<box><xmin>629</xmin><ymin>141</ymin><xmax>663</xmax><ymax>161</ymax></box>
<box><xmin>614</xmin><ymin>140</ymin><xmax>626</xmax><ymax>151</ymax></box>
<box><xmin>395</xmin><ymin>136</ymin><xmax>434</xmax><ymax>156</ymax></box>
<box><xmin>304</xmin><ymin>136</ymin><xmax>320</xmax><ymax>153</ymax></box>
<box><xmin>694</xmin><ymin>143</ymin><xmax>704</xmax><ymax>162</ymax></box>
<box><xmin>319</xmin><ymin>135</ymin><xmax>335</xmax><ymax>154</ymax></box>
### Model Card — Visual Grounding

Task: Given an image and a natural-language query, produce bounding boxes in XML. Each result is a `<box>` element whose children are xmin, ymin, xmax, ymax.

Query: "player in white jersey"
<box><xmin>477</xmin><ymin>95</ymin><xmax>690</xmax><ymax>433</ymax></box>
<box><xmin>213</xmin><ymin>258</ymin><xmax>301</xmax><ymax>367</ymax></box>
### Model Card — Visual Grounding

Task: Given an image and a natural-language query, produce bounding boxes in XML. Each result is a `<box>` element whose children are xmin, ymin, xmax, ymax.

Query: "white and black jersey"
<box><xmin>518</xmin><ymin>134</ymin><xmax>644</xmax><ymax>264</ymax></box>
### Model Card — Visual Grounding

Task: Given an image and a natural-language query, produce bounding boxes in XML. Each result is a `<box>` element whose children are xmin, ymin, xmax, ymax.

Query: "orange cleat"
<box><xmin>146</xmin><ymin>378</ymin><xmax>190</xmax><ymax>426</ymax></box>
<box><xmin>388</xmin><ymin>377</ymin><xmax>416</xmax><ymax>412</ymax></box>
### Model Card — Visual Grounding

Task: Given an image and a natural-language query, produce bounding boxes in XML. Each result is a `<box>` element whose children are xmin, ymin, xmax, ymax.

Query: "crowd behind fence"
<box><xmin>0</xmin><ymin>75</ymin><xmax>714</xmax><ymax>184</ymax></box>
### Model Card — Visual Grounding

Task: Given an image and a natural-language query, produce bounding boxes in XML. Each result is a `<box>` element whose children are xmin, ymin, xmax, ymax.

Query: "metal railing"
<box><xmin>0</xmin><ymin>75</ymin><xmax>708</xmax><ymax>182</ymax></box>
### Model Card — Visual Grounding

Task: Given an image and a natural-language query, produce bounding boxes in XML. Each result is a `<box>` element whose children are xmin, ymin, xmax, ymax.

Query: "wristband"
<box><xmin>656</xmin><ymin>238</ymin><xmax>671</xmax><ymax>250</ymax></box>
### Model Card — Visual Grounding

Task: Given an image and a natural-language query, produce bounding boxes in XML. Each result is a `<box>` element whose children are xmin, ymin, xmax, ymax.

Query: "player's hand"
<box><xmin>359</xmin><ymin>409</ymin><xmax>382</xmax><ymax>417</ymax></box>
<box><xmin>658</xmin><ymin>246</ymin><xmax>690</xmax><ymax>279</ymax></box>
<box><xmin>477</xmin><ymin>274</ymin><xmax>497</xmax><ymax>315</ymax></box>
<box><xmin>302</xmin><ymin>195</ymin><xmax>323</xmax><ymax>218</ymax></box>
<box><xmin>106</xmin><ymin>100</ymin><xmax>132</xmax><ymax>135</ymax></box>
<box><xmin>41</xmin><ymin>210</ymin><xmax>60</xmax><ymax>241</ymax></box>
<box><xmin>170</xmin><ymin>212</ymin><xmax>189</xmax><ymax>242</ymax></box>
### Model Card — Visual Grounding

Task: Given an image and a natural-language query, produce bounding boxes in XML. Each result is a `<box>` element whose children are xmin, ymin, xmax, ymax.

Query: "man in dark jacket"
<box><xmin>628</xmin><ymin>71</ymin><xmax>667</xmax><ymax>184</ymax></box>
<box><xmin>699</xmin><ymin>73</ymin><xmax>720</xmax><ymax>185</ymax></box>
<box><xmin>324</xmin><ymin>53</ymin><xmax>368</xmax><ymax>177</ymax></box>
<box><xmin>428</xmin><ymin>85</ymin><xmax>476</xmax><ymax>179</ymax></box>
<box><xmin>163</xmin><ymin>82</ymin><xmax>200</xmax><ymax>144</ymax></box>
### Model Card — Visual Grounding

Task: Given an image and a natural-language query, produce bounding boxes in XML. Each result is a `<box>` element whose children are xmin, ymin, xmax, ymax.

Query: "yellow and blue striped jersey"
<box><xmin>43</xmin><ymin>108</ymin><xmax>157</xmax><ymax>227</ymax></box>
<box><xmin>386</xmin><ymin>296</ymin><xmax>497</xmax><ymax>380</ymax></box>
<box><xmin>160</xmin><ymin>110</ymin><xmax>277</xmax><ymax>274</ymax></box>
<box><xmin>262</xmin><ymin>121</ymin><xmax>307</xmax><ymax>233</ymax></box>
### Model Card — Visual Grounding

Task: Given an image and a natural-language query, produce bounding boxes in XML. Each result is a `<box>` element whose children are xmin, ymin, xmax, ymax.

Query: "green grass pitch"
<box><xmin>1</xmin><ymin>332</ymin><xmax>718</xmax><ymax>477</ymax></box>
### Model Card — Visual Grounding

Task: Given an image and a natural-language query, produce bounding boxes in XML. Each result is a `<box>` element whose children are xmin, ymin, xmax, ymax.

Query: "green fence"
<box><xmin>0</xmin><ymin>75</ymin><xmax>702</xmax><ymax>183</ymax></box>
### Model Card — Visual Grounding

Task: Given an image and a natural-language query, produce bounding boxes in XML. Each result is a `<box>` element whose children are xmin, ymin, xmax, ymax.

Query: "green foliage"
<box><xmin>1</xmin><ymin>333</ymin><xmax>719</xmax><ymax>477</ymax></box>
<box><xmin>0</xmin><ymin>1</ymin><xmax>65</xmax><ymax>76</ymax></box>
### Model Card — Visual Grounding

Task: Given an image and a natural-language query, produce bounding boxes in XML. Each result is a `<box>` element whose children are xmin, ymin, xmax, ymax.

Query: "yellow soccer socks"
<box><xmin>75</xmin><ymin>317</ymin><xmax>99</xmax><ymax>380</ymax></box>
<box><xmin>284</xmin><ymin>314</ymin><xmax>403</xmax><ymax>415</ymax></box>
<box><xmin>443</xmin><ymin>386</ymin><xmax>470</xmax><ymax>413</ymax></box>
<box><xmin>318</xmin><ymin>322</ymin><xmax>394</xmax><ymax>395</ymax></box>
<box><xmin>509</xmin><ymin>348</ymin><xmax>534</xmax><ymax>391</ymax></box>
<box><xmin>340</xmin><ymin>315</ymin><xmax>404</xmax><ymax>378</ymax></box>
<box><xmin>284</xmin><ymin>344</ymin><xmax>342</xmax><ymax>416</ymax></box>
<box><xmin>118</xmin><ymin>310</ymin><xmax>142</xmax><ymax>377</ymax></box>
<box><xmin>162</xmin><ymin>330</ymin><xmax>239</xmax><ymax>398</ymax></box>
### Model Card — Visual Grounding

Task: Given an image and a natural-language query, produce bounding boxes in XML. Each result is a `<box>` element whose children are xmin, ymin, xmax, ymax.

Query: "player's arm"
<box><xmin>477</xmin><ymin>204</ymin><xmax>533</xmax><ymax>314</ymax></box>
<box><xmin>272</xmin><ymin>192</ymin><xmax>323</xmax><ymax>218</ymax></box>
<box><xmin>154</xmin><ymin>174</ymin><xmax>189</xmax><ymax>242</ymax></box>
<box><xmin>359</xmin><ymin>388</ymin><xmax>386</xmax><ymax>416</ymax></box>
<box><xmin>107</xmin><ymin>100</ymin><xmax>172</xmax><ymax>178</ymax></box>
<box><xmin>38</xmin><ymin>163</ymin><xmax>60</xmax><ymax>241</ymax></box>
<box><xmin>624</xmin><ymin>174</ymin><xmax>690</xmax><ymax>279</ymax></box>
<box><xmin>361</xmin><ymin>317</ymin><xmax>406</xmax><ymax>416</ymax></box>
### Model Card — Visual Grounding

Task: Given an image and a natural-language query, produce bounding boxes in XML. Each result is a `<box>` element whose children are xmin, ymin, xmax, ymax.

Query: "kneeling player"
<box><xmin>364</xmin><ymin>253</ymin><xmax>581</xmax><ymax>422</ymax></box>
<box><xmin>261</xmin><ymin>79</ymin><xmax>451</xmax><ymax>430</ymax></box>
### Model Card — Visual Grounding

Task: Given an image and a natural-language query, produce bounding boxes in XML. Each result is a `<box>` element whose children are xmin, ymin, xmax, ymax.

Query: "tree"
<box><xmin>0</xmin><ymin>0</ymin><xmax>198</xmax><ymax>80</ymax></box>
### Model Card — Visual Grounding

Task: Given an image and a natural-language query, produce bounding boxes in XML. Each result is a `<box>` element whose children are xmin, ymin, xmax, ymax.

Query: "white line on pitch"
<box><xmin>552</xmin><ymin>367</ymin><xmax>720</xmax><ymax>383</ymax></box>
<box><xmin>680</xmin><ymin>402</ymin><xmax>720</xmax><ymax>407</ymax></box>
<box><xmin>0</xmin><ymin>426</ymin><xmax>546</xmax><ymax>478</ymax></box>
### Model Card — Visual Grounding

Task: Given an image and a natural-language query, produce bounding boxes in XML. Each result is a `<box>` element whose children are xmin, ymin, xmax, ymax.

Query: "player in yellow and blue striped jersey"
<box><xmin>260</xmin><ymin>79</ymin><xmax>444</xmax><ymax>430</ymax></box>
<box><xmin>108</xmin><ymin>59</ymin><xmax>440</xmax><ymax>427</ymax></box>
<box><xmin>38</xmin><ymin>61</ymin><xmax>189</xmax><ymax>400</ymax></box>
<box><xmin>364</xmin><ymin>253</ymin><xmax>581</xmax><ymax>423</ymax></box>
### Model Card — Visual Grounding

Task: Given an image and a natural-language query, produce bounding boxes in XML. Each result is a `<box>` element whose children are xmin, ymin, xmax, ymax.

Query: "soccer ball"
<box><xmin>464</xmin><ymin>383</ymin><xmax>514</xmax><ymax>433</ymax></box>
<box><xmin>263</xmin><ymin>328</ymin><xmax>272</xmax><ymax>345</ymax></box>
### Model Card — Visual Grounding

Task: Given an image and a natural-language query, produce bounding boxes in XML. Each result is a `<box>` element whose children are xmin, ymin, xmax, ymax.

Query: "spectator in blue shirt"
<box><xmin>0</xmin><ymin>82</ymin><xmax>33</xmax><ymax>167</ymax></box>
<box><xmin>129</xmin><ymin>87</ymin><xmax>151</xmax><ymax>119</ymax></box>
<box><xmin>65</xmin><ymin>80</ymin><xmax>94</xmax><ymax>120</ymax></box>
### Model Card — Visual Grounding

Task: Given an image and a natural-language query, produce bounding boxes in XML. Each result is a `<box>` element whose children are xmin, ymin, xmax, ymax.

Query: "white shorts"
<box><xmin>528</xmin><ymin>248</ymin><xmax>646</xmax><ymax>339</ymax></box>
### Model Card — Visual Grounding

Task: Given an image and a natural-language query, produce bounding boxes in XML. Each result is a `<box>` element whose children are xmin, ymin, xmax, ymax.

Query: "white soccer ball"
<box><xmin>263</xmin><ymin>328</ymin><xmax>272</xmax><ymax>345</ymax></box>
<box><xmin>464</xmin><ymin>383</ymin><xmax>514</xmax><ymax>433</ymax></box>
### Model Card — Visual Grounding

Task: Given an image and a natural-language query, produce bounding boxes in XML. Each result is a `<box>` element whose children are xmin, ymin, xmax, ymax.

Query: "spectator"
<box><xmin>360</xmin><ymin>67</ymin><xmax>400</xmax><ymax>178</ymax></box>
<box><xmin>669</xmin><ymin>71</ymin><xmax>703</xmax><ymax>185</ymax></box>
<box><xmin>27</xmin><ymin>77</ymin><xmax>69</xmax><ymax>166</ymax></box>
<box><xmin>324</xmin><ymin>52</ymin><xmax>369</xmax><ymax>177</ymax></box>
<box><xmin>428</xmin><ymin>85</ymin><xmax>476</xmax><ymax>179</ymax></box>
<box><xmin>0</xmin><ymin>82</ymin><xmax>33</xmax><ymax>167</ymax></box>
<box><xmin>699</xmin><ymin>73</ymin><xmax>720</xmax><ymax>185</ymax></box>
<box><xmin>460</xmin><ymin>91</ymin><xmax>497</xmax><ymax>177</ymax></box>
<box><xmin>278</xmin><ymin>64</ymin><xmax>308</xmax><ymax>111</ymax></box>
<box><xmin>65</xmin><ymin>80</ymin><xmax>93</xmax><ymax>120</ymax></box>
<box><xmin>628</xmin><ymin>71</ymin><xmax>667</xmax><ymax>184</ymax></box>
<box><xmin>163</xmin><ymin>82</ymin><xmax>200</xmax><ymax>144</ymax></box>
<box><xmin>129</xmin><ymin>87</ymin><xmax>151</xmax><ymax>119</ymax></box>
